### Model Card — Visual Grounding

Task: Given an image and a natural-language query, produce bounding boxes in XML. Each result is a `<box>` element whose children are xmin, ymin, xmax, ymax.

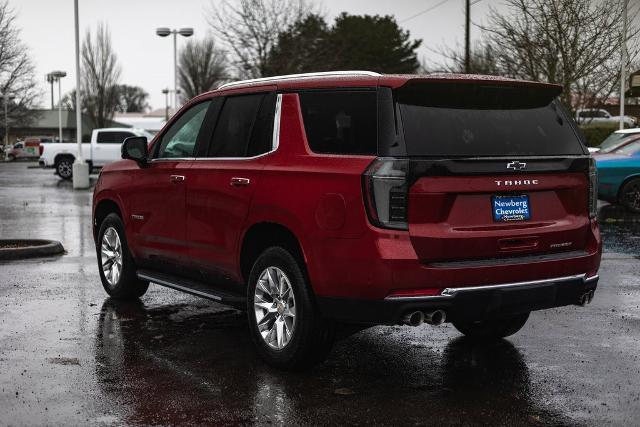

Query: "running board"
<box><xmin>136</xmin><ymin>269</ymin><xmax>245</xmax><ymax>307</ymax></box>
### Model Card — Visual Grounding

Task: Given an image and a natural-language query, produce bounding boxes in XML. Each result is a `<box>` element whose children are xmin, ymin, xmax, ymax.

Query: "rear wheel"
<box><xmin>452</xmin><ymin>312</ymin><xmax>530</xmax><ymax>340</ymax></box>
<box><xmin>55</xmin><ymin>156</ymin><xmax>74</xmax><ymax>180</ymax></box>
<box><xmin>619</xmin><ymin>178</ymin><xmax>640</xmax><ymax>213</ymax></box>
<box><xmin>7</xmin><ymin>154</ymin><xmax>15</xmax><ymax>162</ymax></box>
<box><xmin>247</xmin><ymin>247</ymin><xmax>335</xmax><ymax>370</ymax></box>
<box><xmin>97</xmin><ymin>213</ymin><xmax>148</xmax><ymax>299</ymax></box>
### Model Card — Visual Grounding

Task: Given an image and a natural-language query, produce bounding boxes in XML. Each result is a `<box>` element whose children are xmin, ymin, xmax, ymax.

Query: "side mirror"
<box><xmin>122</xmin><ymin>136</ymin><xmax>148</xmax><ymax>164</ymax></box>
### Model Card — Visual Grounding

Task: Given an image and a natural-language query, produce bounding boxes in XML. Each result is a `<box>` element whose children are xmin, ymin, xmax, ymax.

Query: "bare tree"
<box><xmin>0</xmin><ymin>0</ymin><xmax>41</xmax><ymax>134</ymax></box>
<box><xmin>115</xmin><ymin>85</ymin><xmax>150</xmax><ymax>113</ymax></box>
<box><xmin>207</xmin><ymin>0</ymin><xmax>312</xmax><ymax>78</ymax></box>
<box><xmin>482</xmin><ymin>0</ymin><xmax>640</xmax><ymax>109</ymax></box>
<box><xmin>435</xmin><ymin>0</ymin><xmax>639</xmax><ymax>110</ymax></box>
<box><xmin>178</xmin><ymin>37</ymin><xmax>228</xmax><ymax>100</ymax></box>
<box><xmin>81</xmin><ymin>23</ymin><xmax>121</xmax><ymax>127</ymax></box>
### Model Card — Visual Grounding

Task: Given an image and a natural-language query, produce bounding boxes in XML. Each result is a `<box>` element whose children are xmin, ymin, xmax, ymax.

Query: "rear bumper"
<box><xmin>317</xmin><ymin>273</ymin><xmax>599</xmax><ymax>325</ymax></box>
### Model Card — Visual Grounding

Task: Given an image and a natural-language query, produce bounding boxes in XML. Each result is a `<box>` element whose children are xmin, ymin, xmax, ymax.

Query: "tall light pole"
<box><xmin>619</xmin><ymin>0</ymin><xmax>629</xmax><ymax>130</ymax></box>
<box><xmin>156</xmin><ymin>27</ymin><xmax>193</xmax><ymax>111</ymax></box>
<box><xmin>48</xmin><ymin>71</ymin><xmax>66</xmax><ymax>143</ymax></box>
<box><xmin>72</xmin><ymin>0</ymin><xmax>89</xmax><ymax>189</ymax></box>
<box><xmin>2</xmin><ymin>94</ymin><xmax>14</xmax><ymax>148</ymax></box>
<box><xmin>162</xmin><ymin>88</ymin><xmax>170</xmax><ymax>121</ymax></box>
<box><xmin>465</xmin><ymin>0</ymin><xmax>471</xmax><ymax>74</ymax></box>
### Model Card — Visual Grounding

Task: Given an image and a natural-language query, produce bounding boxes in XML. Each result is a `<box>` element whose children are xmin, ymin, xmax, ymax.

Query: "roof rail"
<box><xmin>217</xmin><ymin>71</ymin><xmax>382</xmax><ymax>90</ymax></box>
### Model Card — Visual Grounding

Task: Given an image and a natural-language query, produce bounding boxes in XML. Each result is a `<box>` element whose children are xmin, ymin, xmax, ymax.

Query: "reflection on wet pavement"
<box><xmin>1</xmin><ymin>162</ymin><xmax>640</xmax><ymax>425</ymax></box>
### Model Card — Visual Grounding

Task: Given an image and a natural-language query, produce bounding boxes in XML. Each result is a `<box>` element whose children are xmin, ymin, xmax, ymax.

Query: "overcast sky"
<box><xmin>13</xmin><ymin>0</ymin><xmax>501</xmax><ymax>110</ymax></box>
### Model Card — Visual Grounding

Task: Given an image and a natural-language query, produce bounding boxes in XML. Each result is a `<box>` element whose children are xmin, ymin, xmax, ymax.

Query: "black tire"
<box><xmin>55</xmin><ymin>156</ymin><xmax>74</xmax><ymax>180</ymax></box>
<box><xmin>7</xmin><ymin>154</ymin><xmax>15</xmax><ymax>162</ymax></box>
<box><xmin>452</xmin><ymin>312</ymin><xmax>530</xmax><ymax>340</ymax></box>
<box><xmin>619</xmin><ymin>178</ymin><xmax>640</xmax><ymax>213</ymax></box>
<box><xmin>96</xmin><ymin>213</ymin><xmax>148</xmax><ymax>299</ymax></box>
<box><xmin>247</xmin><ymin>247</ymin><xmax>335</xmax><ymax>370</ymax></box>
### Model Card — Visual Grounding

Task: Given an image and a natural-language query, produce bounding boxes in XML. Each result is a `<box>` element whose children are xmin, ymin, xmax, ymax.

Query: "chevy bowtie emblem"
<box><xmin>507</xmin><ymin>161</ymin><xmax>527</xmax><ymax>171</ymax></box>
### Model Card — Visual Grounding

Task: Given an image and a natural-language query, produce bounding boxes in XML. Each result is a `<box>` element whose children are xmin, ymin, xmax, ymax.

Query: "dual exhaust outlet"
<box><xmin>576</xmin><ymin>290</ymin><xmax>595</xmax><ymax>306</ymax></box>
<box><xmin>402</xmin><ymin>310</ymin><xmax>446</xmax><ymax>327</ymax></box>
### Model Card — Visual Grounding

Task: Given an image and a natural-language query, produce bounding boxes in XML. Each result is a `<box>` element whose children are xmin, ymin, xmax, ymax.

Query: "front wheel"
<box><xmin>55</xmin><ymin>157</ymin><xmax>74</xmax><ymax>180</ymax></box>
<box><xmin>247</xmin><ymin>247</ymin><xmax>335</xmax><ymax>370</ymax></box>
<box><xmin>452</xmin><ymin>312</ymin><xmax>530</xmax><ymax>340</ymax></box>
<box><xmin>97</xmin><ymin>213</ymin><xmax>148</xmax><ymax>299</ymax></box>
<box><xmin>620</xmin><ymin>178</ymin><xmax>640</xmax><ymax>213</ymax></box>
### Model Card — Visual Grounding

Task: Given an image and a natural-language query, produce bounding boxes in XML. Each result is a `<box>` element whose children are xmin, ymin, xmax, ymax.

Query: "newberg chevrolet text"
<box><xmin>92</xmin><ymin>72</ymin><xmax>602</xmax><ymax>369</ymax></box>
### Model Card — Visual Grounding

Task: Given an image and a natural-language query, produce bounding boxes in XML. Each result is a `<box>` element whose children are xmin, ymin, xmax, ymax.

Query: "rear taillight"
<box><xmin>588</xmin><ymin>157</ymin><xmax>598</xmax><ymax>218</ymax></box>
<box><xmin>39</xmin><ymin>145</ymin><xmax>44</xmax><ymax>156</ymax></box>
<box><xmin>363</xmin><ymin>158</ymin><xmax>409</xmax><ymax>230</ymax></box>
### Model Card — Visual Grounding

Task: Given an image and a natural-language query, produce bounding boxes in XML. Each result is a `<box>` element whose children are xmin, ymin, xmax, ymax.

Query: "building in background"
<box><xmin>10</xmin><ymin>110</ymin><xmax>129</xmax><ymax>143</ymax></box>
<box><xmin>113</xmin><ymin>108</ymin><xmax>169</xmax><ymax>135</ymax></box>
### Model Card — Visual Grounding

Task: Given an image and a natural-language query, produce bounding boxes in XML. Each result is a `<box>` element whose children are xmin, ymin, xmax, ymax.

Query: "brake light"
<box><xmin>588</xmin><ymin>157</ymin><xmax>598</xmax><ymax>218</ymax></box>
<box><xmin>363</xmin><ymin>158</ymin><xmax>409</xmax><ymax>230</ymax></box>
<box><xmin>39</xmin><ymin>145</ymin><xmax>44</xmax><ymax>156</ymax></box>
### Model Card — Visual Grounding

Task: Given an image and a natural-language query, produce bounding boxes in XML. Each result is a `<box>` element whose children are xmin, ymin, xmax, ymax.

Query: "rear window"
<box><xmin>299</xmin><ymin>91</ymin><xmax>377</xmax><ymax>155</ymax></box>
<box><xmin>396</xmin><ymin>83</ymin><xmax>585</xmax><ymax>157</ymax></box>
<box><xmin>97</xmin><ymin>131</ymin><xmax>135</xmax><ymax>144</ymax></box>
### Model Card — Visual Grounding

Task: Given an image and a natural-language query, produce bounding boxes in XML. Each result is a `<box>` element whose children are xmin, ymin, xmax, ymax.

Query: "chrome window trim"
<box><xmin>384</xmin><ymin>273</ymin><xmax>599</xmax><ymax>301</ymax></box>
<box><xmin>218</xmin><ymin>71</ymin><xmax>381</xmax><ymax>90</ymax></box>
<box><xmin>150</xmin><ymin>157</ymin><xmax>196</xmax><ymax>163</ymax></box>
<box><xmin>191</xmin><ymin>93</ymin><xmax>282</xmax><ymax>162</ymax></box>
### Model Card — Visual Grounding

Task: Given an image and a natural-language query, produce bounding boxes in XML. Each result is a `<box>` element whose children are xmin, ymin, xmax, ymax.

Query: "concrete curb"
<box><xmin>0</xmin><ymin>239</ymin><xmax>65</xmax><ymax>260</ymax></box>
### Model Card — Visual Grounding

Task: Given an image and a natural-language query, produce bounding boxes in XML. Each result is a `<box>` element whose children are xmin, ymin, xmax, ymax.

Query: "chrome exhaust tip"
<box><xmin>424</xmin><ymin>310</ymin><xmax>446</xmax><ymax>326</ymax></box>
<box><xmin>402</xmin><ymin>311</ymin><xmax>425</xmax><ymax>327</ymax></box>
<box><xmin>587</xmin><ymin>290</ymin><xmax>595</xmax><ymax>304</ymax></box>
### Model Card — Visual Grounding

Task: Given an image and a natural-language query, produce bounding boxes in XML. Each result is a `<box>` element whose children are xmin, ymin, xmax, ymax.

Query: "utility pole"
<box><xmin>465</xmin><ymin>0</ymin><xmax>471</xmax><ymax>74</ymax></box>
<box><xmin>619</xmin><ymin>0</ymin><xmax>629</xmax><ymax>130</ymax></box>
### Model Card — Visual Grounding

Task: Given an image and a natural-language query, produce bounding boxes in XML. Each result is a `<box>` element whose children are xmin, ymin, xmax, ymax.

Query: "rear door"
<box><xmin>186</xmin><ymin>92</ymin><xmax>277</xmax><ymax>282</ymax></box>
<box><xmin>389</xmin><ymin>82</ymin><xmax>592</xmax><ymax>265</ymax></box>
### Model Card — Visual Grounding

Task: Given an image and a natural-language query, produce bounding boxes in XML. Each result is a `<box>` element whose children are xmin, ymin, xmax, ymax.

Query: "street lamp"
<box><xmin>156</xmin><ymin>27</ymin><xmax>193</xmax><ymax>111</ymax></box>
<box><xmin>47</xmin><ymin>71</ymin><xmax>66</xmax><ymax>143</ymax></box>
<box><xmin>161</xmin><ymin>88</ymin><xmax>181</xmax><ymax>120</ymax></box>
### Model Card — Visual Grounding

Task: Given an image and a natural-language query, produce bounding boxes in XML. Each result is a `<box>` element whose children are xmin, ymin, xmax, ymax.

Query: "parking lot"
<box><xmin>0</xmin><ymin>161</ymin><xmax>639</xmax><ymax>426</ymax></box>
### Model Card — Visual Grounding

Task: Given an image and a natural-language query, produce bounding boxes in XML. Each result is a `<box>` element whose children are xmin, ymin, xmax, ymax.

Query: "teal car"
<box><xmin>595</xmin><ymin>139</ymin><xmax>640</xmax><ymax>213</ymax></box>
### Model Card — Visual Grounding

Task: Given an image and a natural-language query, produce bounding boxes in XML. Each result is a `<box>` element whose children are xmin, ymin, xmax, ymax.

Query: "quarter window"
<box><xmin>299</xmin><ymin>91</ymin><xmax>377</xmax><ymax>155</ymax></box>
<box><xmin>156</xmin><ymin>101</ymin><xmax>211</xmax><ymax>159</ymax></box>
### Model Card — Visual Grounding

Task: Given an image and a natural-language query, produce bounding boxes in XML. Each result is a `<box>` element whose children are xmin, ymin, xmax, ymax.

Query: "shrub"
<box><xmin>578</xmin><ymin>124</ymin><xmax>619</xmax><ymax>147</ymax></box>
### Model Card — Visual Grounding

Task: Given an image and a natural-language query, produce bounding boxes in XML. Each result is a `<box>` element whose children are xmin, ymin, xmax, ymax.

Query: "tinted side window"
<box><xmin>208</xmin><ymin>94</ymin><xmax>265</xmax><ymax>157</ymax></box>
<box><xmin>97</xmin><ymin>131</ymin><xmax>135</xmax><ymax>144</ymax></box>
<box><xmin>247</xmin><ymin>93</ymin><xmax>276</xmax><ymax>157</ymax></box>
<box><xmin>156</xmin><ymin>101</ymin><xmax>210</xmax><ymax>159</ymax></box>
<box><xmin>299</xmin><ymin>91</ymin><xmax>377</xmax><ymax>155</ymax></box>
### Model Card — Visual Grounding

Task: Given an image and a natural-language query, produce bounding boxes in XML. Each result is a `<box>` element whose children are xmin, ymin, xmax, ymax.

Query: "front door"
<box><xmin>129</xmin><ymin>100</ymin><xmax>212</xmax><ymax>273</ymax></box>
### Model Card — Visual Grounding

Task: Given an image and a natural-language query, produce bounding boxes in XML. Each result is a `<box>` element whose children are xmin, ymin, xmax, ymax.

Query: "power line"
<box><xmin>400</xmin><ymin>0</ymin><xmax>452</xmax><ymax>23</ymax></box>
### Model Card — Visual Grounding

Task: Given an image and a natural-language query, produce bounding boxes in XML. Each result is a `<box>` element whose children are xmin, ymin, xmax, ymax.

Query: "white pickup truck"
<box><xmin>39</xmin><ymin>128</ymin><xmax>153</xmax><ymax>179</ymax></box>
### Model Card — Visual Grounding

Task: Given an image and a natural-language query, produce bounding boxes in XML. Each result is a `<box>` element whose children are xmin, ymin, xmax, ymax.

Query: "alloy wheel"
<box><xmin>253</xmin><ymin>266</ymin><xmax>297</xmax><ymax>350</ymax></box>
<box><xmin>58</xmin><ymin>161</ymin><xmax>72</xmax><ymax>179</ymax></box>
<box><xmin>101</xmin><ymin>227</ymin><xmax>123</xmax><ymax>286</ymax></box>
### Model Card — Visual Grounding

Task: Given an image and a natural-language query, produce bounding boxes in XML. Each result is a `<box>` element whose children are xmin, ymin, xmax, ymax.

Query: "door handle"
<box><xmin>170</xmin><ymin>175</ymin><xmax>185</xmax><ymax>183</ymax></box>
<box><xmin>230</xmin><ymin>177</ymin><xmax>250</xmax><ymax>186</ymax></box>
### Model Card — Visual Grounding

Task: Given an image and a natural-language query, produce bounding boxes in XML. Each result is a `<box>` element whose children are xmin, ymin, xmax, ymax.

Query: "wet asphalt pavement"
<box><xmin>0</xmin><ymin>161</ymin><xmax>639</xmax><ymax>426</ymax></box>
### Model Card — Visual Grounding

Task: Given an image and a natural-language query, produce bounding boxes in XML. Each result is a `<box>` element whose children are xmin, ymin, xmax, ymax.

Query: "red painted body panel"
<box><xmin>93</xmin><ymin>73</ymin><xmax>601</xmax><ymax>313</ymax></box>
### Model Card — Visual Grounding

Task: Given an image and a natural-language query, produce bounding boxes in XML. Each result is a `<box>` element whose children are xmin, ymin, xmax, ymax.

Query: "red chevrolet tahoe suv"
<box><xmin>93</xmin><ymin>72</ymin><xmax>602</xmax><ymax>369</ymax></box>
